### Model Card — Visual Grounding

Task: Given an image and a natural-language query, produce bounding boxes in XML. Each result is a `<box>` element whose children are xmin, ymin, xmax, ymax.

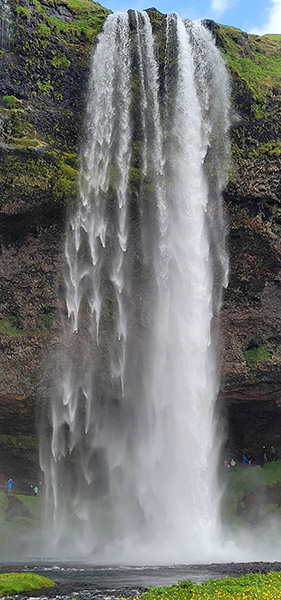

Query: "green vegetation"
<box><xmin>217</xmin><ymin>25</ymin><xmax>281</xmax><ymax>103</ymax></box>
<box><xmin>16</xmin><ymin>6</ymin><xmax>30</xmax><ymax>18</ymax></box>
<box><xmin>222</xmin><ymin>460</ymin><xmax>281</xmax><ymax>525</ymax></box>
<box><xmin>36</xmin><ymin>312</ymin><xmax>54</xmax><ymax>336</ymax></box>
<box><xmin>37</xmin><ymin>79</ymin><xmax>54</xmax><ymax>96</ymax></box>
<box><xmin>249</xmin><ymin>140</ymin><xmax>281</xmax><ymax>157</ymax></box>
<box><xmin>0</xmin><ymin>572</ymin><xmax>54</xmax><ymax>596</ymax></box>
<box><xmin>263</xmin><ymin>34</ymin><xmax>281</xmax><ymax>40</ymax></box>
<box><xmin>243</xmin><ymin>344</ymin><xmax>272</xmax><ymax>365</ymax></box>
<box><xmin>141</xmin><ymin>572</ymin><xmax>281</xmax><ymax>600</ymax></box>
<box><xmin>0</xmin><ymin>316</ymin><xmax>22</xmax><ymax>336</ymax></box>
<box><xmin>0</xmin><ymin>435</ymin><xmax>38</xmax><ymax>461</ymax></box>
<box><xmin>37</xmin><ymin>22</ymin><xmax>51</xmax><ymax>37</ymax></box>
<box><xmin>51</xmin><ymin>52</ymin><xmax>71</xmax><ymax>69</ymax></box>
<box><xmin>3</xmin><ymin>96</ymin><xmax>22</xmax><ymax>110</ymax></box>
<box><xmin>29</xmin><ymin>0</ymin><xmax>110</xmax><ymax>41</ymax></box>
<box><xmin>0</xmin><ymin>151</ymin><xmax>78</xmax><ymax>209</ymax></box>
<box><xmin>0</xmin><ymin>493</ymin><xmax>43</xmax><ymax>548</ymax></box>
<box><xmin>0</xmin><ymin>98</ymin><xmax>43</xmax><ymax>148</ymax></box>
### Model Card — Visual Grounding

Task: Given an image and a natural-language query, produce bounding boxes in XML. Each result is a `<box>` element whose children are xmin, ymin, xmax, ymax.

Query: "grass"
<box><xmin>0</xmin><ymin>492</ymin><xmax>43</xmax><ymax>548</ymax></box>
<box><xmin>30</xmin><ymin>0</ymin><xmax>110</xmax><ymax>41</ymax></box>
<box><xmin>0</xmin><ymin>573</ymin><xmax>54</xmax><ymax>596</ymax></box>
<box><xmin>217</xmin><ymin>25</ymin><xmax>281</xmax><ymax>104</ymax></box>
<box><xmin>140</xmin><ymin>572</ymin><xmax>281</xmax><ymax>600</ymax></box>
<box><xmin>222</xmin><ymin>460</ymin><xmax>281</xmax><ymax>525</ymax></box>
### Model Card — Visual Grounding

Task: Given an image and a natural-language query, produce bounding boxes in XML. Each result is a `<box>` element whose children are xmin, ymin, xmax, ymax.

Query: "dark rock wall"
<box><xmin>0</xmin><ymin>0</ymin><xmax>109</xmax><ymax>489</ymax></box>
<box><xmin>0</xmin><ymin>3</ymin><xmax>280</xmax><ymax>485</ymax></box>
<box><xmin>216</xmin><ymin>26</ymin><xmax>281</xmax><ymax>454</ymax></box>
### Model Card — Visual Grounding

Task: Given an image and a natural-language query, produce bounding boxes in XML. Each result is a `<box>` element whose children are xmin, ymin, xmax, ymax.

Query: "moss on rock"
<box><xmin>0</xmin><ymin>572</ymin><xmax>54</xmax><ymax>596</ymax></box>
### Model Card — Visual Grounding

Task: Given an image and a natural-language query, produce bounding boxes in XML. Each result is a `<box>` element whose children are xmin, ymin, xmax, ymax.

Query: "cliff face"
<box><xmin>215</xmin><ymin>26</ymin><xmax>281</xmax><ymax>453</ymax></box>
<box><xmin>0</xmin><ymin>0</ymin><xmax>110</xmax><ymax>488</ymax></box>
<box><xmin>0</xmin><ymin>2</ymin><xmax>280</xmax><ymax>486</ymax></box>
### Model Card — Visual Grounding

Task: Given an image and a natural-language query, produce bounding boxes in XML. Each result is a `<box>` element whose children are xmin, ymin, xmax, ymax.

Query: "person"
<box><xmin>242</xmin><ymin>453</ymin><xmax>248</xmax><ymax>465</ymax></box>
<box><xmin>7</xmin><ymin>479</ymin><xmax>13</xmax><ymax>494</ymax></box>
<box><xmin>270</xmin><ymin>446</ymin><xmax>276</xmax><ymax>461</ymax></box>
<box><xmin>262</xmin><ymin>445</ymin><xmax>268</xmax><ymax>462</ymax></box>
<box><xmin>230</xmin><ymin>458</ymin><xmax>236</xmax><ymax>467</ymax></box>
<box><xmin>34</xmin><ymin>486</ymin><xmax>38</xmax><ymax>496</ymax></box>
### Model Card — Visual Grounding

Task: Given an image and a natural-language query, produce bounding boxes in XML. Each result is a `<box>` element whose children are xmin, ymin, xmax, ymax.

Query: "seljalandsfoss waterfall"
<box><xmin>40</xmin><ymin>10</ymin><xmax>231</xmax><ymax>563</ymax></box>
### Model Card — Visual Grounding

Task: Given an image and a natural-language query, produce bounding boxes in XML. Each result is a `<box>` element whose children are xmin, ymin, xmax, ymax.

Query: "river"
<box><xmin>1</xmin><ymin>562</ymin><xmax>281</xmax><ymax>600</ymax></box>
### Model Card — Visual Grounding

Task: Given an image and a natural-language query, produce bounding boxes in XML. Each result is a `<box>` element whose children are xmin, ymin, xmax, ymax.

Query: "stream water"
<box><xmin>2</xmin><ymin>563</ymin><xmax>281</xmax><ymax>600</ymax></box>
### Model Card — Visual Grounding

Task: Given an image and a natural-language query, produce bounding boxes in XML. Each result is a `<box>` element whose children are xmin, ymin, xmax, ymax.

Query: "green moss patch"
<box><xmin>3</xmin><ymin>96</ymin><xmax>22</xmax><ymax>110</ymax></box>
<box><xmin>0</xmin><ymin>150</ymin><xmax>79</xmax><ymax>209</ymax></box>
<box><xmin>243</xmin><ymin>344</ymin><xmax>272</xmax><ymax>365</ymax></box>
<box><xmin>142</xmin><ymin>572</ymin><xmax>281</xmax><ymax>600</ymax></box>
<box><xmin>0</xmin><ymin>573</ymin><xmax>54</xmax><ymax>596</ymax></box>
<box><xmin>0</xmin><ymin>316</ymin><xmax>22</xmax><ymax>336</ymax></box>
<box><xmin>249</xmin><ymin>140</ymin><xmax>281</xmax><ymax>157</ymax></box>
<box><xmin>30</xmin><ymin>0</ymin><xmax>110</xmax><ymax>41</ymax></box>
<box><xmin>16</xmin><ymin>7</ymin><xmax>30</xmax><ymax>19</ymax></box>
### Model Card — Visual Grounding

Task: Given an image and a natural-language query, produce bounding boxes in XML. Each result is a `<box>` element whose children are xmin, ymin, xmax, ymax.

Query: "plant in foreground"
<box><xmin>134</xmin><ymin>571</ymin><xmax>281</xmax><ymax>600</ymax></box>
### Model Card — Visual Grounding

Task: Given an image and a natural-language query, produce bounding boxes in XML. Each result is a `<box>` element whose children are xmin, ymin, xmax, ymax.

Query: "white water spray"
<box><xmin>40</xmin><ymin>11</ymin><xmax>231</xmax><ymax>563</ymax></box>
<box><xmin>0</xmin><ymin>0</ymin><xmax>12</xmax><ymax>49</ymax></box>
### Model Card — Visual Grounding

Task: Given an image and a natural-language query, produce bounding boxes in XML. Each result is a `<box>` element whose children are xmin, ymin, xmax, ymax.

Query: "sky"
<box><xmin>105</xmin><ymin>0</ymin><xmax>281</xmax><ymax>35</ymax></box>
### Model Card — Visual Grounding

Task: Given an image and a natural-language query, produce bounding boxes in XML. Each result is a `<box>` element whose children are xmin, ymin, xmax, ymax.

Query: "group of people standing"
<box><xmin>224</xmin><ymin>444</ymin><xmax>278</xmax><ymax>470</ymax></box>
<box><xmin>6</xmin><ymin>479</ymin><xmax>41</xmax><ymax>495</ymax></box>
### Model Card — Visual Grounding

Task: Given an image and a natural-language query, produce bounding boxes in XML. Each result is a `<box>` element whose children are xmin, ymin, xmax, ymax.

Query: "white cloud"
<box><xmin>211</xmin><ymin>0</ymin><xmax>230</xmax><ymax>11</ymax></box>
<box><xmin>251</xmin><ymin>0</ymin><xmax>281</xmax><ymax>34</ymax></box>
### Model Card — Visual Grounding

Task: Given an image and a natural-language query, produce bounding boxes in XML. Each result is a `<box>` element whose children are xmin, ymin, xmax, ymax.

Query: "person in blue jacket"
<box><xmin>7</xmin><ymin>479</ymin><xmax>13</xmax><ymax>494</ymax></box>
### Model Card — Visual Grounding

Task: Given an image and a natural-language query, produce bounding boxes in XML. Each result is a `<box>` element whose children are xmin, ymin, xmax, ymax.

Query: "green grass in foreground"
<box><xmin>0</xmin><ymin>573</ymin><xmax>54</xmax><ymax>596</ymax></box>
<box><xmin>139</xmin><ymin>572</ymin><xmax>281</xmax><ymax>600</ymax></box>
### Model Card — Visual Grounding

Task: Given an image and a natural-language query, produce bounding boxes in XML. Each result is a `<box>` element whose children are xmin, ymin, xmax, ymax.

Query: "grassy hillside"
<box><xmin>0</xmin><ymin>492</ymin><xmax>43</xmax><ymax>548</ymax></box>
<box><xmin>217</xmin><ymin>25</ymin><xmax>281</xmax><ymax>104</ymax></box>
<box><xmin>222</xmin><ymin>460</ymin><xmax>281</xmax><ymax>527</ymax></box>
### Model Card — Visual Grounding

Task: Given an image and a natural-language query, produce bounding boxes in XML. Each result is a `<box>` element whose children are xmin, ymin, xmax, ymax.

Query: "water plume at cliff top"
<box><xmin>40</xmin><ymin>10</ymin><xmax>231</xmax><ymax>563</ymax></box>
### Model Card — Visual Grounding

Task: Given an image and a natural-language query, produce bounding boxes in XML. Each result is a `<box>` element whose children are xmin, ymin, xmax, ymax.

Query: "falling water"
<box><xmin>40</xmin><ymin>11</ymin><xmax>231</xmax><ymax>563</ymax></box>
<box><xmin>0</xmin><ymin>0</ymin><xmax>12</xmax><ymax>49</ymax></box>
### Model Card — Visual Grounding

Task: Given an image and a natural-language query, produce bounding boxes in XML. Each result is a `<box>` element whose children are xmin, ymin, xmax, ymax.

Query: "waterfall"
<box><xmin>0</xmin><ymin>0</ymin><xmax>12</xmax><ymax>49</ymax></box>
<box><xmin>40</xmin><ymin>10</ymin><xmax>231</xmax><ymax>563</ymax></box>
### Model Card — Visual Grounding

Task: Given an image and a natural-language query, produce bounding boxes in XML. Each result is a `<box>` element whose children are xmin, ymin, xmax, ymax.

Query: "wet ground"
<box><xmin>1</xmin><ymin>562</ymin><xmax>281</xmax><ymax>600</ymax></box>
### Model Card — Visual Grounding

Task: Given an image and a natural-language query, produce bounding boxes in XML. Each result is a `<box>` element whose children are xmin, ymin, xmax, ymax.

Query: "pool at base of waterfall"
<box><xmin>0</xmin><ymin>562</ymin><xmax>281</xmax><ymax>600</ymax></box>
